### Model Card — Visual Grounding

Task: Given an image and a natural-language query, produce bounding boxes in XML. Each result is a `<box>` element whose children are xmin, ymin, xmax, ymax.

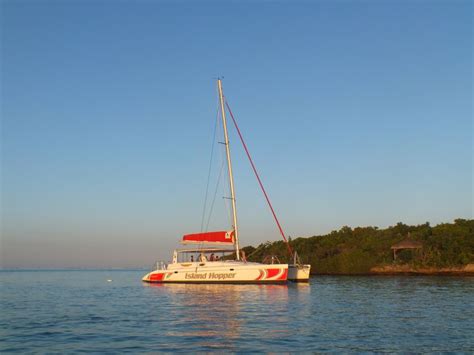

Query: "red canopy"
<box><xmin>182</xmin><ymin>230</ymin><xmax>235</xmax><ymax>245</ymax></box>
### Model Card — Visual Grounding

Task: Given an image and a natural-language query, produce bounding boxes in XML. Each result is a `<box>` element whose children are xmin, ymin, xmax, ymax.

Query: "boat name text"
<box><xmin>184</xmin><ymin>272</ymin><xmax>236</xmax><ymax>280</ymax></box>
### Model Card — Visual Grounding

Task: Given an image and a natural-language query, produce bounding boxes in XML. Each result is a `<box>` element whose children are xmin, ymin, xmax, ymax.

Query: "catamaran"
<box><xmin>142</xmin><ymin>79</ymin><xmax>310</xmax><ymax>283</ymax></box>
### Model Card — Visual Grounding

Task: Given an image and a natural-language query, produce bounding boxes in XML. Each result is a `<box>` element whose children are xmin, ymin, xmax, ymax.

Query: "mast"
<box><xmin>217</xmin><ymin>79</ymin><xmax>241</xmax><ymax>260</ymax></box>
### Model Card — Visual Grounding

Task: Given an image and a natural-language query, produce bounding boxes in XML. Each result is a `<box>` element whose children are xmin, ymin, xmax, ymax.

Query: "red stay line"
<box><xmin>225</xmin><ymin>101</ymin><xmax>294</xmax><ymax>258</ymax></box>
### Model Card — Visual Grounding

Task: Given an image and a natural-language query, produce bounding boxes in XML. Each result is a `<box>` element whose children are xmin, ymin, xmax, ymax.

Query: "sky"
<box><xmin>1</xmin><ymin>0</ymin><xmax>472</xmax><ymax>268</ymax></box>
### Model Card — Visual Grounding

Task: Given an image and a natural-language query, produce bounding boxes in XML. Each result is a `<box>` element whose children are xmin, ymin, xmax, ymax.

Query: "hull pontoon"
<box><xmin>142</xmin><ymin>261</ymin><xmax>288</xmax><ymax>284</ymax></box>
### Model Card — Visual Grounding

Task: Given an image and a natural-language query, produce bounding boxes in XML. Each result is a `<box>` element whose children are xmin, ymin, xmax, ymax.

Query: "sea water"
<box><xmin>1</xmin><ymin>270</ymin><xmax>473</xmax><ymax>352</ymax></box>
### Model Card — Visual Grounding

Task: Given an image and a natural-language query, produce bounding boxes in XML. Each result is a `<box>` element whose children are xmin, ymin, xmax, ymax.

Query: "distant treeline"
<box><xmin>243</xmin><ymin>219</ymin><xmax>474</xmax><ymax>274</ymax></box>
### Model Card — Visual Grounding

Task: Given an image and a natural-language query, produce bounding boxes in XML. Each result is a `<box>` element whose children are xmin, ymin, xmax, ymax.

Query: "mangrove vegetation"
<box><xmin>243</xmin><ymin>219</ymin><xmax>474</xmax><ymax>274</ymax></box>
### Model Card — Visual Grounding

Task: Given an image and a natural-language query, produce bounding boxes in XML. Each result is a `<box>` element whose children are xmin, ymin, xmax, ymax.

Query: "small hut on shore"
<box><xmin>391</xmin><ymin>235</ymin><xmax>423</xmax><ymax>261</ymax></box>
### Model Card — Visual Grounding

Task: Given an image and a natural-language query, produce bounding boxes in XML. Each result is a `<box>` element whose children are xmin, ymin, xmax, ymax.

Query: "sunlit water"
<box><xmin>1</xmin><ymin>270</ymin><xmax>473</xmax><ymax>352</ymax></box>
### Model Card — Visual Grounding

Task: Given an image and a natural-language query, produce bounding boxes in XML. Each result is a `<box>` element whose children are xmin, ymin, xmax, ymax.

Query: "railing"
<box><xmin>262</xmin><ymin>255</ymin><xmax>282</xmax><ymax>265</ymax></box>
<box><xmin>153</xmin><ymin>261</ymin><xmax>167</xmax><ymax>271</ymax></box>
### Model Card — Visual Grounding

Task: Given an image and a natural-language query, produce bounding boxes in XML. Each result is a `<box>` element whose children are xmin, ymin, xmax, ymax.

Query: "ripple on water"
<box><xmin>1</xmin><ymin>271</ymin><xmax>473</xmax><ymax>352</ymax></box>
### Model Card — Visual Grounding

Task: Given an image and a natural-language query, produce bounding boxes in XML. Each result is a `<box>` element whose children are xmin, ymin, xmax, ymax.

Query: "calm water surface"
<box><xmin>1</xmin><ymin>270</ymin><xmax>473</xmax><ymax>352</ymax></box>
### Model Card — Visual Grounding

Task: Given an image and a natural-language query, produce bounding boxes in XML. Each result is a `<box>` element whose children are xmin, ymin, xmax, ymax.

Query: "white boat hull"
<box><xmin>142</xmin><ymin>261</ymin><xmax>288</xmax><ymax>284</ymax></box>
<box><xmin>288</xmin><ymin>264</ymin><xmax>311</xmax><ymax>282</ymax></box>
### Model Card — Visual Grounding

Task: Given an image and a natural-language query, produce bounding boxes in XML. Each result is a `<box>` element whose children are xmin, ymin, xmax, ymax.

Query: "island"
<box><xmin>243</xmin><ymin>219</ymin><xmax>474</xmax><ymax>275</ymax></box>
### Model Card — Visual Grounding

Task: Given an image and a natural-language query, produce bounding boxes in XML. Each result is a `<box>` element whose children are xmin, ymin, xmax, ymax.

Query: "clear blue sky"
<box><xmin>1</xmin><ymin>0</ymin><xmax>472</xmax><ymax>268</ymax></box>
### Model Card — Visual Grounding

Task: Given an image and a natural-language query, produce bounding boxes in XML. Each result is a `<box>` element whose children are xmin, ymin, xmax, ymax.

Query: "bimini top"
<box><xmin>182</xmin><ymin>230</ymin><xmax>235</xmax><ymax>245</ymax></box>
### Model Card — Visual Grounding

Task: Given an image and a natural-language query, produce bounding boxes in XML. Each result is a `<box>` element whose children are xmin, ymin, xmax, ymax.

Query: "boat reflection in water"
<box><xmin>143</xmin><ymin>283</ymin><xmax>300</xmax><ymax>350</ymax></box>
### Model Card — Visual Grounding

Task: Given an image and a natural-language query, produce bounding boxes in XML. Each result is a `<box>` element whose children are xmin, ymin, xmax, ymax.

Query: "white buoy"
<box><xmin>107</xmin><ymin>279</ymin><xmax>113</xmax><ymax>282</ymax></box>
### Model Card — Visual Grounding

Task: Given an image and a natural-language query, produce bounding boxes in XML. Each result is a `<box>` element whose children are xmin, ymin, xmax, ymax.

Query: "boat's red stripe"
<box><xmin>265</xmin><ymin>268</ymin><xmax>282</xmax><ymax>279</ymax></box>
<box><xmin>150</xmin><ymin>273</ymin><xmax>165</xmax><ymax>281</ymax></box>
<box><xmin>276</xmin><ymin>269</ymin><xmax>288</xmax><ymax>281</ymax></box>
<box><xmin>255</xmin><ymin>269</ymin><xmax>265</xmax><ymax>280</ymax></box>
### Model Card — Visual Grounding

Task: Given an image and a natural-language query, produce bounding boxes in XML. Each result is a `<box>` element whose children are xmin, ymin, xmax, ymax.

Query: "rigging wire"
<box><xmin>225</xmin><ymin>100</ymin><xmax>294</xmax><ymax>258</ymax></box>
<box><xmin>204</xmin><ymin>159</ymin><xmax>226</xmax><ymax>232</ymax></box>
<box><xmin>200</xmin><ymin>90</ymin><xmax>232</xmax><ymax>233</ymax></box>
<box><xmin>200</xmin><ymin>103</ymin><xmax>220</xmax><ymax>232</ymax></box>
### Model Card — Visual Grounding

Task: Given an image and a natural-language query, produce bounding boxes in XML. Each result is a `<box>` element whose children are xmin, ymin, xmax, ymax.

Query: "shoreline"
<box><xmin>313</xmin><ymin>272</ymin><xmax>474</xmax><ymax>276</ymax></box>
<box><xmin>312</xmin><ymin>264</ymin><xmax>474</xmax><ymax>276</ymax></box>
<box><xmin>369</xmin><ymin>263</ymin><xmax>474</xmax><ymax>275</ymax></box>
